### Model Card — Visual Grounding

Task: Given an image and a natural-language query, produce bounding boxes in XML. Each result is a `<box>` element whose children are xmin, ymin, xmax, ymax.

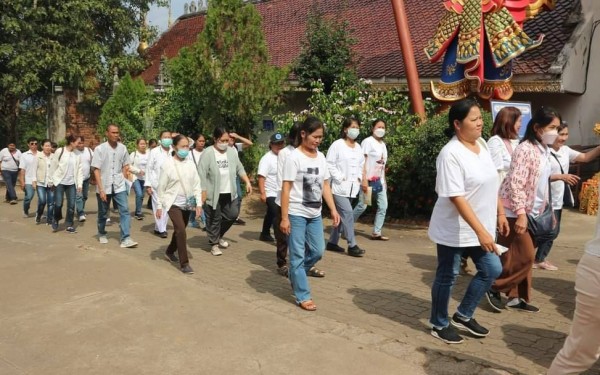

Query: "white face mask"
<box><xmin>347</xmin><ymin>128</ymin><xmax>360</xmax><ymax>140</ymax></box>
<box><xmin>216</xmin><ymin>142</ymin><xmax>228</xmax><ymax>151</ymax></box>
<box><xmin>374</xmin><ymin>128</ymin><xmax>386</xmax><ymax>138</ymax></box>
<box><xmin>541</xmin><ymin>130</ymin><xmax>558</xmax><ymax>145</ymax></box>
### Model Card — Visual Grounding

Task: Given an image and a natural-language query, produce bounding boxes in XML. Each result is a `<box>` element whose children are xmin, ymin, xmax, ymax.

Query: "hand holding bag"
<box><xmin>527</xmin><ymin>179</ymin><xmax>556</xmax><ymax>244</ymax></box>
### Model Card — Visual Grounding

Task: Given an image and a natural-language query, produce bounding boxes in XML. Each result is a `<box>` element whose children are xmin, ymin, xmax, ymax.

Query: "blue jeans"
<box><xmin>353</xmin><ymin>189</ymin><xmax>388</xmax><ymax>235</ymax></box>
<box><xmin>288</xmin><ymin>214</ymin><xmax>325</xmax><ymax>303</ymax></box>
<box><xmin>54</xmin><ymin>184</ymin><xmax>76</xmax><ymax>226</ymax></box>
<box><xmin>36</xmin><ymin>185</ymin><xmax>54</xmax><ymax>224</ymax></box>
<box><xmin>132</xmin><ymin>179</ymin><xmax>145</xmax><ymax>216</ymax></box>
<box><xmin>430</xmin><ymin>244</ymin><xmax>502</xmax><ymax>329</ymax></box>
<box><xmin>76</xmin><ymin>178</ymin><xmax>90</xmax><ymax>216</ymax></box>
<box><xmin>535</xmin><ymin>209</ymin><xmax>562</xmax><ymax>263</ymax></box>
<box><xmin>97</xmin><ymin>190</ymin><xmax>131</xmax><ymax>242</ymax></box>
<box><xmin>23</xmin><ymin>184</ymin><xmax>35</xmax><ymax>214</ymax></box>
<box><xmin>1</xmin><ymin>170</ymin><xmax>18</xmax><ymax>201</ymax></box>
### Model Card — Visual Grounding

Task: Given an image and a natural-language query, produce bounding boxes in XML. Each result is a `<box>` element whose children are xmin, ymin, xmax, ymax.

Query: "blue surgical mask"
<box><xmin>176</xmin><ymin>149</ymin><xmax>189</xmax><ymax>159</ymax></box>
<box><xmin>161</xmin><ymin>138</ymin><xmax>173</xmax><ymax>147</ymax></box>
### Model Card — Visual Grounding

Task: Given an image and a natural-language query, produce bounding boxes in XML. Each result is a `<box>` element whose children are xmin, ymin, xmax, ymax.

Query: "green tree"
<box><xmin>170</xmin><ymin>0</ymin><xmax>287</xmax><ymax>137</ymax></box>
<box><xmin>0</xmin><ymin>0</ymin><xmax>164</xmax><ymax>144</ymax></box>
<box><xmin>293</xmin><ymin>3</ymin><xmax>357</xmax><ymax>94</ymax></box>
<box><xmin>98</xmin><ymin>73</ymin><xmax>150</xmax><ymax>150</ymax></box>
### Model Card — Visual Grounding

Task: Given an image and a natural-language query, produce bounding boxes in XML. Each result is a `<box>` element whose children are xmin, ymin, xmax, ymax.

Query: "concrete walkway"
<box><xmin>0</xmin><ymin>188</ymin><xmax>598</xmax><ymax>374</ymax></box>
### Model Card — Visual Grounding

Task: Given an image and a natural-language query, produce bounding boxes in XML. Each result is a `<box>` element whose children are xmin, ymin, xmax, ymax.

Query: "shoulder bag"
<box><xmin>527</xmin><ymin>179</ymin><xmax>556</xmax><ymax>244</ymax></box>
<box><xmin>550</xmin><ymin>152</ymin><xmax>574</xmax><ymax>207</ymax></box>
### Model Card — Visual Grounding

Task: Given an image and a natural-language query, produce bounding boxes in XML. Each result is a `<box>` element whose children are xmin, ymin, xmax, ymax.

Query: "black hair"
<box><xmin>27</xmin><ymin>136</ymin><xmax>38</xmax><ymax>144</ymax></box>
<box><xmin>158</xmin><ymin>130</ymin><xmax>170</xmax><ymax>138</ymax></box>
<box><xmin>213</xmin><ymin>126</ymin><xmax>229</xmax><ymax>140</ymax></box>
<box><xmin>521</xmin><ymin>106</ymin><xmax>561</xmax><ymax>144</ymax></box>
<box><xmin>288</xmin><ymin>121</ymin><xmax>302</xmax><ymax>147</ymax></box>
<box><xmin>170</xmin><ymin>134</ymin><xmax>189</xmax><ymax>157</ymax></box>
<box><xmin>51</xmin><ymin>142</ymin><xmax>58</xmax><ymax>149</ymax></box>
<box><xmin>296</xmin><ymin>116</ymin><xmax>325</xmax><ymax>146</ymax></box>
<box><xmin>148</xmin><ymin>139</ymin><xmax>157</xmax><ymax>146</ymax></box>
<box><xmin>66</xmin><ymin>134</ymin><xmax>79</xmax><ymax>144</ymax></box>
<box><xmin>40</xmin><ymin>139</ymin><xmax>51</xmax><ymax>147</ymax></box>
<box><xmin>340</xmin><ymin>117</ymin><xmax>361</xmax><ymax>139</ymax></box>
<box><xmin>445</xmin><ymin>98</ymin><xmax>480</xmax><ymax>138</ymax></box>
<box><xmin>558</xmin><ymin>121</ymin><xmax>569</xmax><ymax>132</ymax></box>
<box><xmin>371</xmin><ymin>118</ymin><xmax>385</xmax><ymax>129</ymax></box>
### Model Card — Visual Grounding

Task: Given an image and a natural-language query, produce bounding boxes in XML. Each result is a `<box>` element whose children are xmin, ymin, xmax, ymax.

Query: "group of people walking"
<box><xmin>428</xmin><ymin>98</ymin><xmax>600</xmax><ymax>374</ymax></box>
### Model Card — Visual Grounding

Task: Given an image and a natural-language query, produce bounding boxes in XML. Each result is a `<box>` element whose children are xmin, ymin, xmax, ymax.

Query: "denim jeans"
<box><xmin>330</xmin><ymin>195</ymin><xmax>357</xmax><ymax>247</ymax></box>
<box><xmin>535</xmin><ymin>209</ymin><xmax>562</xmax><ymax>262</ymax></box>
<box><xmin>54</xmin><ymin>184</ymin><xmax>76</xmax><ymax>226</ymax></box>
<box><xmin>97</xmin><ymin>190</ymin><xmax>131</xmax><ymax>242</ymax></box>
<box><xmin>132</xmin><ymin>179</ymin><xmax>145</xmax><ymax>216</ymax></box>
<box><xmin>36</xmin><ymin>185</ymin><xmax>54</xmax><ymax>224</ymax></box>
<box><xmin>353</xmin><ymin>189</ymin><xmax>388</xmax><ymax>235</ymax></box>
<box><xmin>23</xmin><ymin>184</ymin><xmax>35</xmax><ymax>214</ymax></box>
<box><xmin>75</xmin><ymin>178</ymin><xmax>90</xmax><ymax>216</ymax></box>
<box><xmin>1</xmin><ymin>170</ymin><xmax>18</xmax><ymax>201</ymax></box>
<box><xmin>288</xmin><ymin>214</ymin><xmax>325</xmax><ymax>303</ymax></box>
<box><xmin>430</xmin><ymin>244</ymin><xmax>502</xmax><ymax>329</ymax></box>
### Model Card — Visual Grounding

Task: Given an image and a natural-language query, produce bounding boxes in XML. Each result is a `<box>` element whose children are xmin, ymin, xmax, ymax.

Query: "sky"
<box><xmin>148</xmin><ymin>0</ymin><xmax>188</xmax><ymax>33</ymax></box>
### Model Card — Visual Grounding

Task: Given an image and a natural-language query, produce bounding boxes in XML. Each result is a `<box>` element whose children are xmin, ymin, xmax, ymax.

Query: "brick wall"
<box><xmin>64</xmin><ymin>89</ymin><xmax>101</xmax><ymax>148</ymax></box>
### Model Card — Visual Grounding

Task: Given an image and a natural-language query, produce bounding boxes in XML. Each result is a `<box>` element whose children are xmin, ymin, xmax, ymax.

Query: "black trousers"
<box><xmin>261</xmin><ymin>197</ymin><xmax>278</xmax><ymax>235</ymax></box>
<box><xmin>204</xmin><ymin>193</ymin><xmax>239</xmax><ymax>246</ymax></box>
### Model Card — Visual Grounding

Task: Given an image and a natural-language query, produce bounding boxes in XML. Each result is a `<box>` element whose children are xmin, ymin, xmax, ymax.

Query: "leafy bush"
<box><xmin>274</xmin><ymin>78</ymin><xmax>495</xmax><ymax>218</ymax></box>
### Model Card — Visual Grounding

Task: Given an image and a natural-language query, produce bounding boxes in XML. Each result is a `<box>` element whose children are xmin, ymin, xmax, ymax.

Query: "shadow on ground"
<box><xmin>501</xmin><ymin>324</ymin><xmax>571</xmax><ymax>370</ymax></box>
<box><xmin>419</xmin><ymin>346</ymin><xmax>522</xmax><ymax>375</ymax></box>
<box><xmin>533</xmin><ymin>276</ymin><xmax>575</xmax><ymax>319</ymax></box>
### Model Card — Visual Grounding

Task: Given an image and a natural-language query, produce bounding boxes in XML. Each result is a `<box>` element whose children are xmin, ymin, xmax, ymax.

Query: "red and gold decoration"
<box><xmin>424</xmin><ymin>0</ymin><xmax>555</xmax><ymax>101</ymax></box>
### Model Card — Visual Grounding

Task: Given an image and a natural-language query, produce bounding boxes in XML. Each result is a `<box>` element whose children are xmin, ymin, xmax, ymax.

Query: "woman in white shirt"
<box><xmin>156</xmin><ymin>135</ymin><xmax>202</xmax><ymax>275</ymax></box>
<box><xmin>326</xmin><ymin>117</ymin><xmax>366</xmax><ymax>257</ymax></box>
<box><xmin>129</xmin><ymin>138</ymin><xmax>149</xmax><ymax>220</ymax></box>
<box><xmin>534</xmin><ymin>122</ymin><xmax>600</xmax><ymax>270</ymax></box>
<box><xmin>280</xmin><ymin>116</ymin><xmax>341</xmax><ymax>311</ymax></box>
<box><xmin>49</xmin><ymin>134</ymin><xmax>83</xmax><ymax>234</ymax></box>
<box><xmin>487</xmin><ymin>106</ymin><xmax>522</xmax><ymax>184</ymax></box>
<box><xmin>428</xmin><ymin>99</ymin><xmax>507</xmax><ymax>344</ymax></box>
<box><xmin>353</xmin><ymin>119</ymin><xmax>389</xmax><ymax>241</ymax></box>
<box><xmin>32</xmin><ymin>139</ymin><xmax>55</xmax><ymax>225</ymax></box>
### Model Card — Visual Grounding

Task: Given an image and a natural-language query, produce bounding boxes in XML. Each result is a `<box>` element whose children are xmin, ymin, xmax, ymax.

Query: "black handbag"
<box><xmin>550</xmin><ymin>153</ymin><xmax>574</xmax><ymax>207</ymax></box>
<box><xmin>527</xmin><ymin>179</ymin><xmax>556</xmax><ymax>244</ymax></box>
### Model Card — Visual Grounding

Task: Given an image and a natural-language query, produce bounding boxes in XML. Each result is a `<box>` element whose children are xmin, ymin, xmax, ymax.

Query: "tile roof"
<box><xmin>138</xmin><ymin>0</ymin><xmax>577</xmax><ymax>85</ymax></box>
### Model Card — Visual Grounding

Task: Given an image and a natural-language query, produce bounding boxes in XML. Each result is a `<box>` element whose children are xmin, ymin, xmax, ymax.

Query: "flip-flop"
<box><xmin>307</xmin><ymin>267</ymin><xmax>325</xmax><ymax>277</ymax></box>
<box><xmin>298</xmin><ymin>300</ymin><xmax>317</xmax><ymax>311</ymax></box>
<box><xmin>370</xmin><ymin>234</ymin><xmax>389</xmax><ymax>241</ymax></box>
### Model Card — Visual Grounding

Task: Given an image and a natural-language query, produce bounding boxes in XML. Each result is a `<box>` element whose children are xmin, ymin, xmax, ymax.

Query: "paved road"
<box><xmin>1</xmin><ymin>187</ymin><xmax>599</xmax><ymax>374</ymax></box>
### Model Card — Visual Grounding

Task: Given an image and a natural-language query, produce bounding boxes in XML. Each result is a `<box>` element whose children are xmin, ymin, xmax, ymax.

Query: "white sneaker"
<box><xmin>99</xmin><ymin>235</ymin><xmax>108</xmax><ymax>244</ymax></box>
<box><xmin>211</xmin><ymin>245</ymin><xmax>223</xmax><ymax>256</ymax></box>
<box><xmin>106</xmin><ymin>218</ymin><xmax>112</xmax><ymax>226</ymax></box>
<box><xmin>78</xmin><ymin>214</ymin><xmax>86</xmax><ymax>222</ymax></box>
<box><xmin>120</xmin><ymin>238</ymin><xmax>138</xmax><ymax>248</ymax></box>
<box><xmin>218</xmin><ymin>239</ymin><xmax>229</xmax><ymax>248</ymax></box>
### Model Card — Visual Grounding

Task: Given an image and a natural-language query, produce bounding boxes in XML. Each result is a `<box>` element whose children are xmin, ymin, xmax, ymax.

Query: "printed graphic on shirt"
<box><xmin>217</xmin><ymin>158</ymin><xmax>229</xmax><ymax>170</ymax></box>
<box><xmin>303</xmin><ymin>167</ymin><xmax>322</xmax><ymax>209</ymax></box>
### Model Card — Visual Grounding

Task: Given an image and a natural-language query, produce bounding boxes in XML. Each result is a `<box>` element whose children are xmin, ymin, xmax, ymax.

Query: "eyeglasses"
<box><xmin>30</xmin><ymin>142</ymin><xmax>37</xmax><ymax>145</ymax></box>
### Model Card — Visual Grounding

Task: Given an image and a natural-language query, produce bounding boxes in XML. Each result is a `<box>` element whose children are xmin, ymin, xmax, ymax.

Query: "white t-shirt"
<box><xmin>550</xmin><ymin>145</ymin><xmax>580</xmax><ymax>210</ymax></box>
<box><xmin>19</xmin><ymin>151</ymin><xmax>38</xmax><ymax>184</ymax></box>
<box><xmin>428</xmin><ymin>137</ymin><xmax>499</xmax><ymax>247</ymax></box>
<box><xmin>531</xmin><ymin>145</ymin><xmax>552</xmax><ymax>216</ymax></box>
<box><xmin>282</xmin><ymin>149</ymin><xmax>330</xmax><ymax>218</ymax></box>
<box><xmin>275</xmin><ymin>145</ymin><xmax>294</xmax><ymax>205</ymax></box>
<box><xmin>130</xmin><ymin>151</ymin><xmax>149</xmax><ymax>181</ymax></box>
<box><xmin>189</xmin><ymin>149</ymin><xmax>204</xmax><ymax>169</ymax></box>
<box><xmin>214</xmin><ymin>148</ymin><xmax>231</xmax><ymax>194</ymax></box>
<box><xmin>487</xmin><ymin>135</ymin><xmax>519</xmax><ymax>172</ymax></box>
<box><xmin>76</xmin><ymin>147</ymin><xmax>93</xmax><ymax>180</ymax></box>
<box><xmin>0</xmin><ymin>148</ymin><xmax>21</xmax><ymax>171</ymax></box>
<box><xmin>257</xmin><ymin>151</ymin><xmax>279</xmax><ymax>198</ymax></box>
<box><xmin>361</xmin><ymin>136</ymin><xmax>387</xmax><ymax>185</ymax></box>
<box><xmin>60</xmin><ymin>150</ymin><xmax>76</xmax><ymax>186</ymax></box>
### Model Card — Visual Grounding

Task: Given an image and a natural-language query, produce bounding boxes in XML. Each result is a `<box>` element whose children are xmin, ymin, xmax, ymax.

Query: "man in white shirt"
<box><xmin>145</xmin><ymin>130</ymin><xmax>173</xmax><ymax>238</ymax></box>
<box><xmin>18</xmin><ymin>137</ymin><xmax>38</xmax><ymax>217</ymax></box>
<box><xmin>0</xmin><ymin>142</ymin><xmax>22</xmax><ymax>204</ymax></box>
<box><xmin>75</xmin><ymin>136</ymin><xmax>94</xmax><ymax>222</ymax></box>
<box><xmin>257</xmin><ymin>133</ymin><xmax>285</xmax><ymax>242</ymax></box>
<box><xmin>91</xmin><ymin>124</ymin><xmax>138</xmax><ymax>248</ymax></box>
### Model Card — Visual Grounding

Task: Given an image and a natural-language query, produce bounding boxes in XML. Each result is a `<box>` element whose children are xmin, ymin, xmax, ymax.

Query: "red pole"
<box><xmin>390</xmin><ymin>0</ymin><xmax>426</xmax><ymax>120</ymax></box>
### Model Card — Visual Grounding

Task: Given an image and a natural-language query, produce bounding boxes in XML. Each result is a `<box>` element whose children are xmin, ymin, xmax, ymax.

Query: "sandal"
<box><xmin>370</xmin><ymin>234</ymin><xmax>389</xmax><ymax>241</ymax></box>
<box><xmin>277</xmin><ymin>265</ymin><xmax>289</xmax><ymax>277</ymax></box>
<box><xmin>298</xmin><ymin>300</ymin><xmax>317</xmax><ymax>311</ymax></box>
<box><xmin>307</xmin><ymin>267</ymin><xmax>325</xmax><ymax>278</ymax></box>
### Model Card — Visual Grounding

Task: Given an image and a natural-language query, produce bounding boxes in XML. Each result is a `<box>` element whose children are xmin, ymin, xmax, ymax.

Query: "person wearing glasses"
<box><xmin>18</xmin><ymin>137</ymin><xmax>39</xmax><ymax>217</ymax></box>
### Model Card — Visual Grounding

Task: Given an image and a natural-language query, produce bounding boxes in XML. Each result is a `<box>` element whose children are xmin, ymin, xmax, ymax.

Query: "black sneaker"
<box><xmin>165</xmin><ymin>252</ymin><xmax>179</xmax><ymax>263</ymax></box>
<box><xmin>259</xmin><ymin>233</ymin><xmax>275</xmax><ymax>242</ymax></box>
<box><xmin>181</xmin><ymin>264</ymin><xmax>194</xmax><ymax>274</ymax></box>
<box><xmin>431</xmin><ymin>326</ymin><xmax>464</xmax><ymax>344</ymax></box>
<box><xmin>348</xmin><ymin>245</ymin><xmax>365</xmax><ymax>257</ymax></box>
<box><xmin>35</xmin><ymin>214</ymin><xmax>42</xmax><ymax>224</ymax></box>
<box><xmin>485</xmin><ymin>290</ymin><xmax>504</xmax><ymax>312</ymax></box>
<box><xmin>326</xmin><ymin>242</ymin><xmax>345</xmax><ymax>253</ymax></box>
<box><xmin>506</xmin><ymin>300</ymin><xmax>540</xmax><ymax>313</ymax></box>
<box><xmin>234</xmin><ymin>218</ymin><xmax>246</xmax><ymax>225</ymax></box>
<box><xmin>160</xmin><ymin>231</ymin><xmax>168</xmax><ymax>239</ymax></box>
<box><xmin>450</xmin><ymin>313</ymin><xmax>489</xmax><ymax>337</ymax></box>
